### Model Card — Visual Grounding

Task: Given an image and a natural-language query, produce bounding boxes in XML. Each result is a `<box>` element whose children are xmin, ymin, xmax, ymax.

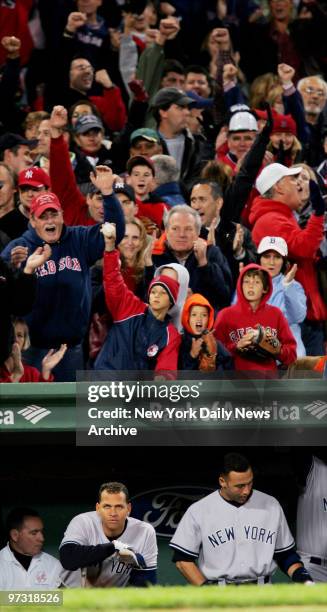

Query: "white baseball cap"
<box><xmin>228</xmin><ymin>111</ymin><xmax>258</xmax><ymax>132</ymax></box>
<box><xmin>255</xmin><ymin>163</ymin><xmax>301</xmax><ymax>195</ymax></box>
<box><xmin>257</xmin><ymin>236</ymin><xmax>288</xmax><ymax>257</ymax></box>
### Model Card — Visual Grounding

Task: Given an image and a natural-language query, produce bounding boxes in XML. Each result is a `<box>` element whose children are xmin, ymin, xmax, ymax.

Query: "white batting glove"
<box><xmin>112</xmin><ymin>540</ymin><xmax>146</xmax><ymax>568</ymax></box>
<box><xmin>112</xmin><ymin>539</ymin><xmax>130</xmax><ymax>552</ymax></box>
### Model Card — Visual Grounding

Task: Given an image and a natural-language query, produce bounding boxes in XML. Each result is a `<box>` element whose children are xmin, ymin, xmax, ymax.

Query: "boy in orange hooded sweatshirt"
<box><xmin>179</xmin><ymin>293</ymin><xmax>233</xmax><ymax>371</ymax></box>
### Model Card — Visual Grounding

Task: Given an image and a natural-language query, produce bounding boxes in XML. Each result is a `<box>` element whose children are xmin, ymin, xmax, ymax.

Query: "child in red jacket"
<box><xmin>214</xmin><ymin>264</ymin><xmax>297</xmax><ymax>372</ymax></box>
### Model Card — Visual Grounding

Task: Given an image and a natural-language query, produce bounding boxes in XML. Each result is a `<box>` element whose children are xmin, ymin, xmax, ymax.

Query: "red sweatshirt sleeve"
<box><xmin>155</xmin><ymin>323</ymin><xmax>181</xmax><ymax>372</ymax></box>
<box><xmin>285</xmin><ymin>214</ymin><xmax>324</xmax><ymax>260</ymax></box>
<box><xmin>103</xmin><ymin>250</ymin><xmax>146</xmax><ymax>321</ymax></box>
<box><xmin>91</xmin><ymin>87</ymin><xmax>127</xmax><ymax>132</ymax></box>
<box><xmin>214</xmin><ymin>309</ymin><xmax>238</xmax><ymax>356</ymax></box>
<box><xmin>50</xmin><ymin>135</ymin><xmax>90</xmax><ymax>226</ymax></box>
<box><xmin>253</xmin><ymin>213</ymin><xmax>324</xmax><ymax>260</ymax></box>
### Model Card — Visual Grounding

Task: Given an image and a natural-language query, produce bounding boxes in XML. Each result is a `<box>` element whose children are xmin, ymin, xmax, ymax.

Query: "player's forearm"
<box><xmin>175</xmin><ymin>561</ymin><xmax>206</xmax><ymax>585</ymax></box>
<box><xmin>59</xmin><ymin>542</ymin><xmax>115</xmax><ymax>570</ymax></box>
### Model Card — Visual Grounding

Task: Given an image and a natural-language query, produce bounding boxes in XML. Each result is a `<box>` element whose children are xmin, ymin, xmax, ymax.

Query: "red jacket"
<box><xmin>214</xmin><ymin>264</ymin><xmax>297</xmax><ymax>371</ymax></box>
<box><xmin>0</xmin><ymin>364</ymin><xmax>53</xmax><ymax>383</ymax></box>
<box><xmin>0</xmin><ymin>0</ymin><xmax>34</xmax><ymax>66</ymax></box>
<box><xmin>249</xmin><ymin>197</ymin><xmax>326</xmax><ymax>321</ymax></box>
<box><xmin>50</xmin><ymin>135</ymin><xmax>95</xmax><ymax>226</ymax></box>
<box><xmin>90</xmin><ymin>87</ymin><xmax>127</xmax><ymax>133</ymax></box>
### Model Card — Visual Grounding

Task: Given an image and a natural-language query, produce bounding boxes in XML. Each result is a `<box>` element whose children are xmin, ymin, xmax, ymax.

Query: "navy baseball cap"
<box><xmin>113</xmin><ymin>182</ymin><xmax>136</xmax><ymax>202</ymax></box>
<box><xmin>151</xmin><ymin>87</ymin><xmax>193</xmax><ymax>109</ymax></box>
<box><xmin>0</xmin><ymin>132</ymin><xmax>37</xmax><ymax>152</ymax></box>
<box><xmin>74</xmin><ymin>114</ymin><xmax>104</xmax><ymax>134</ymax></box>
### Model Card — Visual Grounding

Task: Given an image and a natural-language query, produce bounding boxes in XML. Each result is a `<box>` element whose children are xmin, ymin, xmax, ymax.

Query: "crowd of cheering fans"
<box><xmin>1</xmin><ymin>0</ymin><xmax>327</xmax><ymax>381</ymax></box>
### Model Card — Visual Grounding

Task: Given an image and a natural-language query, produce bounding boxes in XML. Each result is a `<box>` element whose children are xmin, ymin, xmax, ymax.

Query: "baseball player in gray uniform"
<box><xmin>296</xmin><ymin>455</ymin><xmax>327</xmax><ymax>582</ymax></box>
<box><xmin>59</xmin><ymin>482</ymin><xmax>157</xmax><ymax>587</ymax></box>
<box><xmin>170</xmin><ymin>453</ymin><xmax>313</xmax><ymax>585</ymax></box>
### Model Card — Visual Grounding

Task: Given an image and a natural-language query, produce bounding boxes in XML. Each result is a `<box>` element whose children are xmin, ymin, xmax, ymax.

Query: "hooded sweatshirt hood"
<box><xmin>236</xmin><ymin>263</ymin><xmax>272</xmax><ymax>310</ymax></box>
<box><xmin>182</xmin><ymin>293</ymin><xmax>214</xmax><ymax>334</ymax></box>
<box><xmin>154</xmin><ymin>263</ymin><xmax>190</xmax><ymax>331</ymax></box>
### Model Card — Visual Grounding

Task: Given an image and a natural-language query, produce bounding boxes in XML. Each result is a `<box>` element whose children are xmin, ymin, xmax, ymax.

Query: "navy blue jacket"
<box><xmin>94</xmin><ymin>250</ymin><xmax>181</xmax><ymax>371</ymax></box>
<box><xmin>1</xmin><ymin>194</ymin><xmax>124</xmax><ymax>348</ymax></box>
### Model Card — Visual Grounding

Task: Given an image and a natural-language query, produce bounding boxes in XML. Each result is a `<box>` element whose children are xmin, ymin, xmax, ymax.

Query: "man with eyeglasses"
<box><xmin>298</xmin><ymin>76</ymin><xmax>327</xmax><ymax>125</ymax></box>
<box><xmin>52</xmin><ymin>56</ymin><xmax>127</xmax><ymax>133</ymax></box>
<box><xmin>297</xmin><ymin>75</ymin><xmax>327</xmax><ymax>166</ymax></box>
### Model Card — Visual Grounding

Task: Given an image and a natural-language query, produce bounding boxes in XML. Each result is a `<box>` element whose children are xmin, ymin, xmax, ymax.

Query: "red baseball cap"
<box><xmin>30</xmin><ymin>192</ymin><xmax>62</xmax><ymax>218</ymax></box>
<box><xmin>18</xmin><ymin>167</ymin><xmax>51</xmax><ymax>188</ymax></box>
<box><xmin>272</xmin><ymin>114</ymin><xmax>297</xmax><ymax>136</ymax></box>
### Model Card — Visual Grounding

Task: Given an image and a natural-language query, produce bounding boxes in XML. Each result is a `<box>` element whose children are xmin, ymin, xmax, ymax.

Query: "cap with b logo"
<box><xmin>30</xmin><ymin>192</ymin><xmax>62</xmax><ymax>218</ymax></box>
<box><xmin>257</xmin><ymin>236</ymin><xmax>288</xmax><ymax>257</ymax></box>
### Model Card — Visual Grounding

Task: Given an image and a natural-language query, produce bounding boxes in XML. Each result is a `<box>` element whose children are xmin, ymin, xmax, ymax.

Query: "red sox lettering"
<box><xmin>35</xmin><ymin>257</ymin><xmax>82</xmax><ymax>276</ymax></box>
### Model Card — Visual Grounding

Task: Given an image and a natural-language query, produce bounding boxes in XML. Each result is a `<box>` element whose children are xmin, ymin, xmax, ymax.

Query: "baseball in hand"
<box><xmin>101</xmin><ymin>223</ymin><xmax>116</xmax><ymax>238</ymax></box>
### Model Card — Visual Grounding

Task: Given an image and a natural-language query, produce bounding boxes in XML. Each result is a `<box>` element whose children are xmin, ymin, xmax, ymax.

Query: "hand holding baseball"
<box><xmin>101</xmin><ymin>223</ymin><xmax>116</xmax><ymax>251</ymax></box>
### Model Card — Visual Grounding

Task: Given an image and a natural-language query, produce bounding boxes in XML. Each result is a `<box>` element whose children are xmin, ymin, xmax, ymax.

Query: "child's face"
<box><xmin>189</xmin><ymin>305</ymin><xmax>209</xmax><ymax>335</ymax></box>
<box><xmin>242</xmin><ymin>274</ymin><xmax>266</xmax><ymax>304</ymax></box>
<box><xmin>127</xmin><ymin>165</ymin><xmax>154</xmax><ymax>198</ymax></box>
<box><xmin>260</xmin><ymin>250</ymin><xmax>283</xmax><ymax>278</ymax></box>
<box><xmin>149</xmin><ymin>285</ymin><xmax>171</xmax><ymax>314</ymax></box>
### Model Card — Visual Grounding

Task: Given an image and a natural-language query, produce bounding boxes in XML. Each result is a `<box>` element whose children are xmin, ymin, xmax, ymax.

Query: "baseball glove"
<box><xmin>198</xmin><ymin>331</ymin><xmax>217</xmax><ymax>372</ymax></box>
<box><xmin>240</xmin><ymin>325</ymin><xmax>281</xmax><ymax>360</ymax></box>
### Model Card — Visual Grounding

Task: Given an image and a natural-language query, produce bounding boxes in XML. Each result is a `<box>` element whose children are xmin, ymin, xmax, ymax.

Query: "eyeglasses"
<box><xmin>303</xmin><ymin>87</ymin><xmax>326</xmax><ymax>98</ymax></box>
